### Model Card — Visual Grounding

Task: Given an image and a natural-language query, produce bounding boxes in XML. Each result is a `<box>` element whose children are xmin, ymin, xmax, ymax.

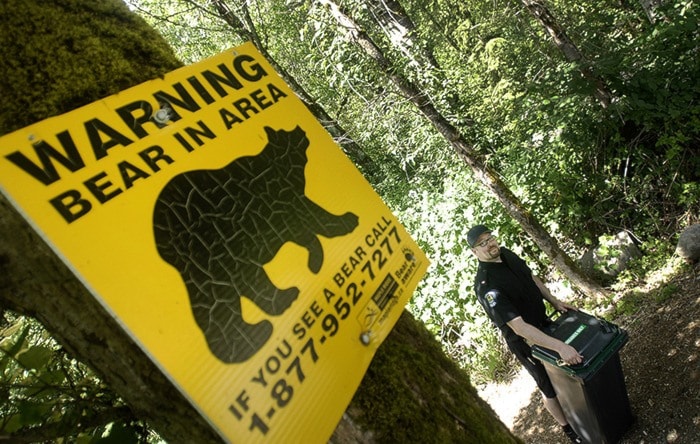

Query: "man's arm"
<box><xmin>507</xmin><ymin>316</ymin><xmax>583</xmax><ymax>365</ymax></box>
<box><xmin>532</xmin><ymin>275</ymin><xmax>578</xmax><ymax>313</ymax></box>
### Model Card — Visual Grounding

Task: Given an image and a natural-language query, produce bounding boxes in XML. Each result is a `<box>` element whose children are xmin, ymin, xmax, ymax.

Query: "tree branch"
<box><xmin>0</xmin><ymin>406</ymin><xmax>135</xmax><ymax>444</ymax></box>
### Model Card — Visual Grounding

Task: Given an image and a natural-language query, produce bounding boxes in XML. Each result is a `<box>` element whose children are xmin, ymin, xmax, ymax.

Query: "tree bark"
<box><xmin>520</xmin><ymin>0</ymin><xmax>614</xmax><ymax>109</ymax></box>
<box><xmin>1</xmin><ymin>0</ymin><xmax>524</xmax><ymax>442</ymax></box>
<box><xmin>0</xmin><ymin>0</ymin><xmax>226</xmax><ymax>442</ymax></box>
<box><xmin>331</xmin><ymin>311</ymin><xmax>523</xmax><ymax>443</ymax></box>
<box><xmin>639</xmin><ymin>0</ymin><xmax>666</xmax><ymax>23</ymax></box>
<box><xmin>368</xmin><ymin>0</ymin><xmax>439</xmax><ymax>69</ymax></box>
<box><xmin>319</xmin><ymin>0</ymin><xmax>610</xmax><ymax>301</ymax></box>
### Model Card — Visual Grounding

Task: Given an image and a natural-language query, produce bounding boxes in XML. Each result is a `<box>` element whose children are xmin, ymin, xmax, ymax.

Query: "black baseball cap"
<box><xmin>467</xmin><ymin>225</ymin><xmax>491</xmax><ymax>247</ymax></box>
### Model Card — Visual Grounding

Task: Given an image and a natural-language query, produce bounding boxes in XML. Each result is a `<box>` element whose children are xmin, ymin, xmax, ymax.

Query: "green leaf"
<box><xmin>18</xmin><ymin>400</ymin><xmax>52</xmax><ymax>426</ymax></box>
<box><xmin>2</xmin><ymin>324</ymin><xmax>30</xmax><ymax>357</ymax></box>
<box><xmin>1</xmin><ymin>413</ymin><xmax>23</xmax><ymax>433</ymax></box>
<box><xmin>17</xmin><ymin>345</ymin><xmax>53</xmax><ymax>371</ymax></box>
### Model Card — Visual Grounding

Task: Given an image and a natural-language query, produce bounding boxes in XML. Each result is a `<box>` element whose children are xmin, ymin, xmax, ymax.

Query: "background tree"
<box><xmin>519</xmin><ymin>0</ymin><xmax>614</xmax><ymax>108</ymax></box>
<box><xmin>315</xmin><ymin>0</ymin><xmax>609</xmax><ymax>304</ymax></box>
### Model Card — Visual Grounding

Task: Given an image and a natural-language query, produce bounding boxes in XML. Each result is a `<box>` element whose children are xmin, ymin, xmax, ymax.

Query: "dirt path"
<box><xmin>480</xmin><ymin>270</ymin><xmax>700</xmax><ymax>444</ymax></box>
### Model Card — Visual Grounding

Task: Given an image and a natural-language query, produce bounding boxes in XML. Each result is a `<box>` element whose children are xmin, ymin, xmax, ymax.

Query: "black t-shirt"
<box><xmin>474</xmin><ymin>247</ymin><xmax>548</xmax><ymax>344</ymax></box>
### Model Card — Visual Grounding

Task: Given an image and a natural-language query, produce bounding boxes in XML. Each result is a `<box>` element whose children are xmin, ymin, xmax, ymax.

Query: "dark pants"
<box><xmin>508</xmin><ymin>339</ymin><xmax>557</xmax><ymax>398</ymax></box>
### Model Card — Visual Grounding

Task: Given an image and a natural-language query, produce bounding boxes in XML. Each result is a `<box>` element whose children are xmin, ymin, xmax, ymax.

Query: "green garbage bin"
<box><xmin>532</xmin><ymin>311</ymin><xmax>634</xmax><ymax>444</ymax></box>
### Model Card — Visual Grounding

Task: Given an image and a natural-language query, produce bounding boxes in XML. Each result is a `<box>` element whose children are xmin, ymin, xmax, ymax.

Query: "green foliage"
<box><xmin>126</xmin><ymin>0</ymin><xmax>244</xmax><ymax>64</ymax></box>
<box><xmin>615</xmin><ymin>239</ymin><xmax>677</xmax><ymax>284</ymax></box>
<box><xmin>136</xmin><ymin>0</ymin><xmax>699</xmax><ymax>242</ymax></box>
<box><xmin>605</xmin><ymin>239</ymin><xmax>683</xmax><ymax>318</ymax></box>
<box><xmin>0</xmin><ymin>313</ymin><xmax>159</xmax><ymax>443</ymax></box>
<box><xmin>427</xmin><ymin>0</ymin><xmax>700</xmax><ymax>245</ymax></box>
<box><xmin>653</xmin><ymin>283</ymin><xmax>679</xmax><ymax>304</ymax></box>
<box><xmin>611</xmin><ymin>290</ymin><xmax>649</xmax><ymax>317</ymax></box>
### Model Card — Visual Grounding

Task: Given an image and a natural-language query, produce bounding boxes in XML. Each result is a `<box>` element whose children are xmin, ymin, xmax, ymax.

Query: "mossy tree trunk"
<box><xmin>0</xmin><ymin>0</ymin><xmax>521</xmax><ymax>442</ymax></box>
<box><xmin>0</xmin><ymin>1</ymin><xmax>219</xmax><ymax>442</ymax></box>
<box><xmin>332</xmin><ymin>311</ymin><xmax>522</xmax><ymax>443</ymax></box>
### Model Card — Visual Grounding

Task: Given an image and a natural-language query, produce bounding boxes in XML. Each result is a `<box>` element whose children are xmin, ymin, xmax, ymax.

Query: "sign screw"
<box><xmin>360</xmin><ymin>331</ymin><xmax>371</xmax><ymax>345</ymax></box>
<box><xmin>153</xmin><ymin>108</ymin><xmax>171</xmax><ymax>125</ymax></box>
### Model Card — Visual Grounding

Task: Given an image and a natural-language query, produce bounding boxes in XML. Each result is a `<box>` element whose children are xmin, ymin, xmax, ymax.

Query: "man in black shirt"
<box><xmin>469</xmin><ymin>224</ymin><xmax>583</xmax><ymax>444</ymax></box>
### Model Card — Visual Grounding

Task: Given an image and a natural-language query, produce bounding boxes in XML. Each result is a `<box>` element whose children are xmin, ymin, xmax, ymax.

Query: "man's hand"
<box><xmin>557</xmin><ymin>343</ymin><xmax>584</xmax><ymax>366</ymax></box>
<box><xmin>552</xmin><ymin>299</ymin><xmax>578</xmax><ymax>313</ymax></box>
<box><xmin>507</xmin><ymin>317</ymin><xmax>584</xmax><ymax>365</ymax></box>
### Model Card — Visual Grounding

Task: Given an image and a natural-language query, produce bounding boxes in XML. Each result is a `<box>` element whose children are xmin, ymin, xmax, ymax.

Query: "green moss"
<box><xmin>348</xmin><ymin>311</ymin><xmax>523</xmax><ymax>443</ymax></box>
<box><xmin>652</xmin><ymin>284</ymin><xmax>678</xmax><ymax>304</ymax></box>
<box><xmin>0</xmin><ymin>0</ymin><xmax>182</xmax><ymax>134</ymax></box>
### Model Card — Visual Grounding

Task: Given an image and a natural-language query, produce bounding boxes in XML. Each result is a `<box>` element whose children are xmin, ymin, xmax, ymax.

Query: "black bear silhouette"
<box><xmin>153</xmin><ymin>126</ymin><xmax>359</xmax><ymax>363</ymax></box>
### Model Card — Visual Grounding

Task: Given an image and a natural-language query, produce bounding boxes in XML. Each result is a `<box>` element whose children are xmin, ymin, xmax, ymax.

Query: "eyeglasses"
<box><xmin>474</xmin><ymin>235</ymin><xmax>497</xmax><ymax>248</ymax></box>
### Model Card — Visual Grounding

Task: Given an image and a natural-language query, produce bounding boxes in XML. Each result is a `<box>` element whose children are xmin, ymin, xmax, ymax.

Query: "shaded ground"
<box><xmin>481</xmin><ymin>268</ymin><xmax>700</xmax><ymax>444</ymax></box>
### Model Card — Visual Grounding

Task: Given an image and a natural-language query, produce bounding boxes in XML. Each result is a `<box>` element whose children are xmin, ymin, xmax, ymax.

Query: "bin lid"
<box><xmin>532</xmin><ymin>311</ymin><xmax>627</xmax><ymax>376</ymax></box>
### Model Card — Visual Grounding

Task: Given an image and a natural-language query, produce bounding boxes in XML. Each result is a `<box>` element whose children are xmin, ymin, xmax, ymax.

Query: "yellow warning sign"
<box><xmin>0</xmin><ymin>43</ymin><xmax>429</xmax><ymax>443</ymax></box>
